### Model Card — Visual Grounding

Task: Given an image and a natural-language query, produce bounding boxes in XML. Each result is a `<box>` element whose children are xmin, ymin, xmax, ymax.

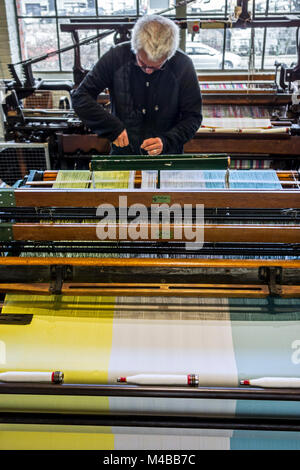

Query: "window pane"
<box><xmin>266</xmin><ymin>0</ymin><xmax>296</xmax><ymax>13</ymax></box>
<box><xmin>186</xmin><ymin>29</ymin><xmax>242</xmax><ymax>71</ymax></box>
<box><xmin>56</xmin><ymin>0</ymin><xmax>96</xmax><ymax>15</ymax></box>
<box><xmin>255</xmin><ymin>0</ymin><xmax>266</xmax><ymax>14</ymax></box>
<box><xmin>18</xmin><ymin>18</ymin><xmax>59</xmax><ymax>71</ymax></box>
<box><xmin>187</xmin><ymin>0</ymin><xmax>227</xmax><ymax>14</ymax></box>
<box><xmin>109</xmin><ymin>0</ymin><xmax>137</xmax><ymax>16</ymax></box>
<box><xmin>59</xmin><ymin>19</ymin><xmax>99</xmax><ymax>71</ymax></box>
<box><xmin>256</xmin><ymin>0</ymin><xmax>300</xmax><ymax>14</ymax></box>
<box><xmin>16</xmin><ymin>0</ymin><xmax>56</xmax><ymax>16</ymax></box>
<box><xmin>264</xmin><ymin>27</ymin><xmax>298</xmax><ymax>69</ymax></box>
<box><xmin>146</xmin><ymin>0</ymin><xmax>169</xmax><ymax>14</ymax></box>
<box><xmin>290</xmin><ymin>0</ymin><xmax>300</xmax><ymax>12</ymax></box>
<box><xmin>100</xmin><ymin>34</ymin><xmax>116</xmax><ymax>57</ymax></box>
<box><xmin>225</xmin><ymin>28</ymin><xmax>264</xmax><ymax>70</ymax></box>
<box><xmin>97</xmin><ymin>1</ymin><xmax>111</xmax><ymax>15</ymax></box>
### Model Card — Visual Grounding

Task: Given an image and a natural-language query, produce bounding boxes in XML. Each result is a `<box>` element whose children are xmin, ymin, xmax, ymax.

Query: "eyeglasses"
<box><xmin>136</xmin><ymin>54</ymin><xmax>167</xmax><ymax>73</ymax></box>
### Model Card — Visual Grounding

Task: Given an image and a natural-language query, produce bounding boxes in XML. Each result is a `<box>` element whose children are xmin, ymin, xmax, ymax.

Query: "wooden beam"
<box><xmin>1</xmin><ymin>257</ymin><xmax>300</xmax><ymax>268</ymax></box>
<box><xmin>184</xmin><ymin>135</ymin><xmax>300</xmax><ymax>156</ymax></box>
<box><xmin>197</xmin><ymin>73</ymin><xmax>276</xmax><ymax>82</ymax></box>
<box><xmin>12</xmin><ymin>223</ymin><xmax>300</xmax><ymax>243</ymax></box>
<box><xmin>0</xmin><ymin>282</ymin><xmax>270</xmax><ymax>298</ymax></box>
<box><xmin>13</xmin><ymin>189</ymin><xmax>300</xmax><ymax>208</ymax></box>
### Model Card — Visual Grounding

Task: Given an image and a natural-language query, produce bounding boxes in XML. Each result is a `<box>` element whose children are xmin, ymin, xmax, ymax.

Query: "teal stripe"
<box><xmin>230</xmin><ymin>298</ymin><xmax>300</xmax><ymax>419</ymax></box>
<box><xmin>233</xmin><ymin>399</ymin><xmax>300</xmax><ymax>418</ymax></box>
<box><xmin>229</xmin><ymin>169</ymin><xmax>281</xmax><ymax>189</ymax></box>
<box><xmin>203</xmin><ymin>170</ymin><xmax>226</xmax><ymax>188</ymax></box>
<box><xmin>231</xmin><ymin>431</ymin><xmax>300</xmax><ymax>450</ymax></box>
<box><xmin>203</xmin><ymin>169</ymin><xmax>281</xmax><ymax>189</ymax></box>
<box><xmin>229</xmin><ymin>298</ymin><xmax>300</xmax><ymax>322</ymax></box>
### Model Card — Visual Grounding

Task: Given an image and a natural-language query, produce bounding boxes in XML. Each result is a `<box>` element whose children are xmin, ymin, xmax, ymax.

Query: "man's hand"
<box><xmin>113</xmin><ymin>129</ymin><xmax>129</xmax><ymax>147</ymax></box>
<box><xmin>141</xmin><ymin>137</ymin><xmax>163</xmax><ymax>155</ymax></box>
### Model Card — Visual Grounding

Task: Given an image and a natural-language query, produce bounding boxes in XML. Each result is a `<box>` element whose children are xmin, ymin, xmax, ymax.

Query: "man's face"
<box><xmin>136</xmin><ymin>49</ymin><xmax>167</xmax><ymax>75</ymax></box>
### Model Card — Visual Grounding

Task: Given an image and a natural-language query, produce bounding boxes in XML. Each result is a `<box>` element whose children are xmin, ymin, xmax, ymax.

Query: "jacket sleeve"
<box><xmin>71</xmin><ymin>48</ymin><xmax>125</xmax><ymax>142</ymax></box>
<box><xmin>159</xmin><ymin>58</ymin><xmax>202</xmax><ymax>153</ymax></box>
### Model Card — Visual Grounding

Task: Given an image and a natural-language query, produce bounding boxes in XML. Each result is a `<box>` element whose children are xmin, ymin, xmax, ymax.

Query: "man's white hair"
<box><xmin>131</xmin><ymin>15</ymin><xmax>180</xmax><ymax>62</ymax></box>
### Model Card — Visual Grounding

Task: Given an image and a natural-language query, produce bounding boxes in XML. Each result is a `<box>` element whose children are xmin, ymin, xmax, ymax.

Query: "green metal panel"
<box><xmin>152</xmin><ymin>195</ymin><xmax>171</xmax><ymax>203</ymax></box>
<box><xmin>0</xmin><ymin>189</ymin><xmax>15</xmax><ymax>207</ymax></box>
<box><xmin>0</xmin><ymin>223</ymin><xmax>13</xmax><ymax>241</ymax></box>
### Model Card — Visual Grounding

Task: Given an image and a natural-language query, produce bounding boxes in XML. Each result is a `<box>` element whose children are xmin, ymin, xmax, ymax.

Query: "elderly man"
<box><xmin>71</xmin><ymin>15</ymin><xmax>202</xmax><ymax>155</ymax></box>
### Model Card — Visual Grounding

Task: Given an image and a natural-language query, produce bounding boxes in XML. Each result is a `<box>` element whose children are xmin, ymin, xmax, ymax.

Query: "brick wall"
<box><xmin>0</xmin><ymin>0</ymin><xmax>20</xmax><ymax>79</ymax></box>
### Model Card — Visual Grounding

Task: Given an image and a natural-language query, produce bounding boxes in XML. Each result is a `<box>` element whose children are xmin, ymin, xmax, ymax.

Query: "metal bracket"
<box><xmin>0</xmin><ymin>189</ymin><xmax>15</xmax><ymax>207</ymax></box>
<box><xmin>292</xmin><ymin>92</ymin><xmax>300</xmax><ymax>106</ymax></box>
<box><xmin>259</xmin><ymin>266</ymin><xmax>283</xmax><ymax>297</ymax></box>
<box><xmin>49</xmin><ymin>265</ymin><xmax>73</xmax><ymax>295</ymax></box>
<box><xmin>0</xmin><ymin>223</ymin><xmax>13</xmax><ymax>241</ymax></box>
<box><xmin>281</xmin><ymin>208</ymin><xmax>299</xmax><ymax>219</ymax></box>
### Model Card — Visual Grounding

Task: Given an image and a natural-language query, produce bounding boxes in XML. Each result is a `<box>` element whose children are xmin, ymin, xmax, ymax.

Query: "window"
<box><xmin>15</xmin><ymin>0</ymin><xmax>140</xmax><ymax>72</ymax></box>
<box><xmin>186</xmin><ymin>0</ymin><xmax>299</xmax><ymax>71</ymax></box>
<box><xmin>13</xmin><ymin>0</ymin><xmax>300</xmax><ymax>72</ymax></box>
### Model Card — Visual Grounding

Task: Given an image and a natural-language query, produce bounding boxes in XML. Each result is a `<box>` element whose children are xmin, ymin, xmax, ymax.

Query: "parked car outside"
<box><xmin>186</xmin><ymin>42</ymin><xmax>242</xmax><ymax>69</ymax></box>
<box><xmin>190</xmin><ymin>0</ymin><xmax>226</xmax><ymax>13</ymax></box>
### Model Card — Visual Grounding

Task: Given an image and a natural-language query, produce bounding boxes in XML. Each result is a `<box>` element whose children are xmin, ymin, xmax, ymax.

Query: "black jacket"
<box><xmin>71</xmin><ymin>42</ymin><xmax>202</xmax><ymax>155</ymax></box>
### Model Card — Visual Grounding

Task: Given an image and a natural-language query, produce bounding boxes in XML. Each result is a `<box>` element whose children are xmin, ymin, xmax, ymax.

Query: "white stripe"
<box><xmin>113</xmin><ymin>427</ymin><xmax>232</xmax><ymax>450</ymax></box>
<box><xmin>108</xmin><ymin>297</ymin><xmax>238</xmax><ymax>387</ymax></box>
<box><xmin>108</xmin><ymin>396</ymin><xmax>237</xmax><ymax>417</ymax></box>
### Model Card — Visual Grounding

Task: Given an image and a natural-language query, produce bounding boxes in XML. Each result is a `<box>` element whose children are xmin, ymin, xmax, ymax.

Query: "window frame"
<box><xmin>13</xmin><ymin>0</ymin><xmax>300</xmax><ymax>73</ymax></box>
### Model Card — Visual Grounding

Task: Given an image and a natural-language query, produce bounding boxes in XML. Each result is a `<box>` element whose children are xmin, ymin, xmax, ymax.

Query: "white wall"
<box><xmin>0</xmin><ymin>0</ymin><xmax>20</xmax><ymax>79</ymax></box>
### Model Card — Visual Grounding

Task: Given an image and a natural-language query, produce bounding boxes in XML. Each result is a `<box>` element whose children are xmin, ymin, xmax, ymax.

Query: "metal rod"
<box><xmin>1</xmin><ymin>411</ymin><xmax>300</xmax><ymax>431</ymax></box>
<box><xmin>1</xmin><ymin>257</ymin><xmax>300</xmax><ymax>268</ymax></box>
<box><xmin>2</xmin><ymin>382</ymin><xmax>300</xmax><ymax>401</ymax></box>
<box><xmin>60</xmin><ymin>17</ymin><xmax>300</xmax><ymax>32</ymax></box>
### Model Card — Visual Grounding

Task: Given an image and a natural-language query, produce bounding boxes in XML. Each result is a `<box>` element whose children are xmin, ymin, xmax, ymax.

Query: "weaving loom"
<box><xmin>1</xmin><ymin>154</ymin><xmax>300</xmax><ymax>449</ymax></box>
<box><xmin>36</xmin><ymin>70</ymin><xmax>299</xmax><ymax>171</ymax></box>
<box><xmin>6</xmin><ymin>71</ymin><xmax>298</xmax><ymax>170</ymax></box>
<box><xmin>183</xmin><ymin>73</ymin><xmax>300</xmax><ymax>160</ymax></box>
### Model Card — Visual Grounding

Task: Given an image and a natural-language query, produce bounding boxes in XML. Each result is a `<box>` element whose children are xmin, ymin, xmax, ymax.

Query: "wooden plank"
<box><xmin>184</xmin><ymin>135</ymin><xmax>300</xmax><ymax>155</ymax></box>
<box><xmin>96</xmin><ymin>93</ymin><xmax>290</xmax><ymax>106</ymax></box>
<box><xmin>1</xmin><ymin>257</ymin><xmax>300</xmax><ymax>268</ymax></box>
<box><xmin>201</xmin><ymin>89</ymin><xmax>276</xmax><ymax>94</ymax></box>
<box><xmin>3</xmin><ymin>282</ymin><xmax>300</xmax><ymax>298</ymax></box>
<box><xmin>201</xmin><ymin>93</ymin><xmax>291</xmax><ymax>105</ymax></box>
<box><xmin>59</xmin><ymin>134</ymin><xmax>110</xmax><ymax>154</ymax></box>
<box><xmin>12</xmin><ymin>223</ymin><xmax>300</xmax><ymax>243</ymax></box>
<box><xmin>0</xmin><ymin>283</ymin><xmax>49</xmax><ymax>294</ymax></box>
<box><xmin>197</xmin><ymin>73</ymin><xmax>276</xmax><ymax>82</ymax></box>
<box><xmin>281</xmin><ymin>286</ymin><xmax>300</xmax><ymax>297</ymax></box>
<box><xmin>13</xmin><ymin>189</ymin><xmax>300</xmax><ymax>208</ymax></box>
<box><xmin>0</xmin><ymin>282</ymin><xmax>270</xmax><ymax>298</ymax></box>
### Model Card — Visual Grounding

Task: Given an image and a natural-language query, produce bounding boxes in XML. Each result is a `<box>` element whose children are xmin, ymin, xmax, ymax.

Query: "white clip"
<box><xmin>292</xmin><ymin>92</ymin><xmax>300</xmax><ymax>105</ymax></box>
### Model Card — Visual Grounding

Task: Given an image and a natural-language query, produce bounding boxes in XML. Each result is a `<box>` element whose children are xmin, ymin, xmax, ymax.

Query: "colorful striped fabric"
<box><xmin>0</xmin><ymin>170</ymin><xmax>298</xmax><ymax>450</ymax></box>
<box><xmin>230</xmin><ymin>159</ymin><xmax>272</xmax><ymax>170</ymax></box>
<box><xmin>200</xmin><ymin>83</ymin><xmax>248</xmax><ymax>90</ymax></box>
<box><xmin>201</xmin><ymin>117</ymin><xmax>272</xmax><ymax>129</ymax></box>
<box><xmin>202</xmin><ymin>104</ymin><xmax>271</xmax><ymax>119</ymax></box>
<box><xmin>159</xmin><ymin>169</ymin><xmax>281</xmax><ymax>189</ymax></box>
<box><xmin>1</xmin><ymin>296</ymin><xmax>300</xmax><ymax>449</ymax></box>
<box><xmin>1</xmin><ymin>425</ymin><xmax>300</xmax><ymax>450</ymax></box>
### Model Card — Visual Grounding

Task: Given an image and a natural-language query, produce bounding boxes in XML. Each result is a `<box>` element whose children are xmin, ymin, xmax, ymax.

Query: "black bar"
<box><xmin>2</xmin><ymin>382</ymin><xmax>300</xmax><ymax>401</ymax></box>
<box><xmin>1</xmin><ymin>411</ymin><xmax>300</xmax><ymax>431</ymax></box>
<box><xmin>0</xmin><ymin>265</ymin><xmax>298</xmax><ymax>286</ymax></box>
<box><xmin>61</xmin><ymin>22</ymin><xmax>135</xmax><ymax>32</ymax></box>
<box><xmin>60</xmin><ymin>16</ymin><xmax>300</xmax><ymax>33</ymax></box>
